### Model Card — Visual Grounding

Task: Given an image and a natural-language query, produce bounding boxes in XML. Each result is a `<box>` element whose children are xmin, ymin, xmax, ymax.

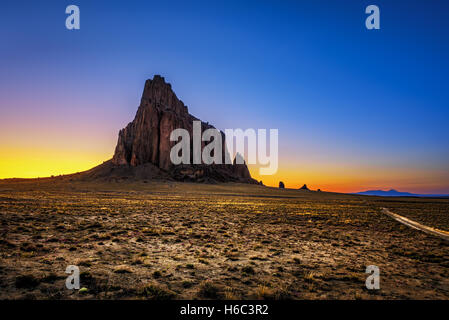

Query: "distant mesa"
<box><xmin>279</xmin><ymin>181</ymin><xmax>285</xmax><ymax>189</ymax></box>
<box><xmin>354</xmin><ymin>189</ymin><xmax>449</xmax><ymax>198</ymax></box>
<box><xmin>299</xmin><ymin>184</ymin><xmax>309</xmax><ymax>191</ymax></box>
<box><xmin>78</xmin><ymin>75</ymin><xmax>258</xmax><ymax>183</ymax></box>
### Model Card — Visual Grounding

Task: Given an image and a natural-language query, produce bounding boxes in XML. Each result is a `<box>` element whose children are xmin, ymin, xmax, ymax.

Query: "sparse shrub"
<box><xmin>87</xmin><ymin>222</ymin><xmax>102</xmax><ymax>229</ymax></box>
<box><xmin>274</xmin><ymin>287</ymin><xmax>293</xmax><ymax>300</ymax></box>
<box><xmin>78</xmin><ymin>259</ymin><xmax>92</xmax><ymax>267</ymax></box>
<box><xmin>182</xmin><ymin>281</ymin><xmax>194</xmax><ymax>288</ymax></box>
<box><xmin>0</xmin><ymin>239</ymin><xmax>16</xmax><ymax>248</ymax></box>
<box><xmin>142</xmin><ymin>284</ymin><xmax>176</xmax><ymax>300</ymax></box>
<box><xmin>131</xmin><ymin>257</ymin><xmax>143</xmax><ymax>265</ymax></box>
<box><xmin>304</xmin><ymin>271</ymin><xmax>318</xmax><ymax>283</ymax></box>
<box><xmin>113</xmin><ymin>266</ymin><xmax>132</xmax><ymax>274</ymax></box>
<box><xmin>224</xmin><ymin>287</ymin><xmax>238</xmax><ymax>300</ymax></box>
<box><xmin>198</xmin><ymin>280</ymin><xmax>222</xmax><ymax>299</ymax></box>
<box><xmin>227</xmin><ymin>266</ymin><xmax>238</xmax><ymax>272</ymax></box>
<box><xmin>254</xmin><ymin>286</ymin><xmax>275</xmax><ymax>300</ymax></box>
<box><xmin>80</xmin><ymin>271</ymin><xmax>92</xmax><ymax>282</ymax></box>
<box><xmin>292</xmin><ymin>257</ymin><xmax>301</xmax><ymax>264</ymax></box>
<box><xmin>242</xmin><ymin>266</ymin><xmax>255</xmax><ymax>275</ymax></box>
<box><xmin>15</xmin><ymin>274</ymin><xmax>40</xmax><ymax>288</ymax></box>
<box><xmin>20</xmin><ymin>242</ymin><xmax>36</xmax><ymax>252</ymax></box>
<box><xmin>79</xmin><ymin>287</ymin><xmax>89</xmax><ymax>294</ymax></box>
<box><xmin>152</xmin><ymin>270</ymin><xmax>162</xmax><ymax>279</ymax></box>
<box><xmin>41</xmin><ymin>273</ymin><xmax>58</xmax><ymax>283</ymax></box>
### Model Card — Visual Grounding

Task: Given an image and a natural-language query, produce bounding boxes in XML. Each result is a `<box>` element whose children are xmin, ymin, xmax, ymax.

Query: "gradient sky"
<box><xmin>1</xmin><ymin>0</ymin><xmax>448</xmax><ymax>193</ymax></box>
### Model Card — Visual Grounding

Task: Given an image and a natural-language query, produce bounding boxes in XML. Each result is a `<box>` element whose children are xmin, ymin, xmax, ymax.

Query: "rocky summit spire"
<box><xmin>112</xmin><ymin>74</ymin><xmax>190</xmax><ymax>169</ymax></box>
<box><xmin>108</xmin><ymin>75</ymin><xmax>256</xmax><ymax>183</ymax></box>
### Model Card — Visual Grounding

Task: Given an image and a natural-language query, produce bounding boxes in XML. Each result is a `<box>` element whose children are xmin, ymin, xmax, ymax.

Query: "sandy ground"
<box><xmin>0</xmin><ymin>179</ymin><xmax>448</xmax><ymax>299</ymax></box>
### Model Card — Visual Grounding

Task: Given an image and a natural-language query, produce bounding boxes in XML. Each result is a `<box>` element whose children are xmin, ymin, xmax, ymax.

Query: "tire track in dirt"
<box><xmin>381</xmin><ymin>207</ymin><xmax>449</xmax><ymax>241</ymax></box>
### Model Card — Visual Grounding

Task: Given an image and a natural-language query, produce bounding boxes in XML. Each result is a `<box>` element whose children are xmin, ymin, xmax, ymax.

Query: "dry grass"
<box><xmin>0</xmin><ymin>179</ymin><xmax>448</xmax><ymax>299</ymax></box>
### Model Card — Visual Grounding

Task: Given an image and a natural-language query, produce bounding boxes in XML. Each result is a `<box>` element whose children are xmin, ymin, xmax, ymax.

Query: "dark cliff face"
<box><xmin>111</xmin><ymin>75</ymin><xmax>255</xmax><ymax>183</ymax></box>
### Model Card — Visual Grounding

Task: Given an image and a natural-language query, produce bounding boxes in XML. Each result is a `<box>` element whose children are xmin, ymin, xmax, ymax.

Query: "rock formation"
<box><xmin>299</xmin><ymin>184</ymin><xmax>309</xmax><ymax>190</ymax></box>
<box><xmin>84</xmin><ymin>75</ymin><xmax>257</xmax><ymax>183</ymax></box>
<box><xmin>279</xmin><ymin>181</ymin><xmax>285</xmax><ymax>189</ymax></box>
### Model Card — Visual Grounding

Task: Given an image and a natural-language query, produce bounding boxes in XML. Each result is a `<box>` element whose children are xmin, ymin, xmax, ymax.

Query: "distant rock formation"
<box><xmin>279</xmin><ymin>181</ymin><xmax>285</xmax><ymax>189</ymax></box>
<box><xmin>354</xmin><ymin>189</ymin><xmax>449</xmax><ymax>198</ymax></box>
<box><xmin>85</xmin><ymin>75</ymin><xmax>257</xmax><ymax>183</ymax></box>
<box><xmin>317</xmin><ymin>188</ymin><xmax>322</xmax><ymax>192</ymax></box>
<box><xmin>299</xmin><ymin>184</ymin><xmax>309</xmax><ymax>190</ymax></box>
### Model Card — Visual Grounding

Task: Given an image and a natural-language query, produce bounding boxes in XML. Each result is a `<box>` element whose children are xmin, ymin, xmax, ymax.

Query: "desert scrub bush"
<box><xmin>249</xmin><ymin>255</ymin><xmax>267</xmax><ymax>261</ymax></box>
<box><xmin>198</xmin><ymin>280</ymin><xmax>223</xmax><ymax>299</ymax></box>
<box><xmin>131</xmin><ymin>256</ymin><xmax>144</xmax><ymax>265</ymax></box>
<box><xmin>86</xmin><ymin>222</ymin><xmax>102</xmax><ymax>229</ymax></box>
<box><xmin>152</xmin><ymin>270</ymin><xmax>162</xmax><ymax>279</ymax></box>
<box><xmin>224</xmin><ymin>287</ymin><xmax>239</xmax><ymax>300</ymax></box>
<box><xmin>79</xmin><ymin>287</ymin><xmax>89</xmax><ymax>295</ymax></box>
<box><xmin>77</xmin><ymin>259</ymin><xmax>92</xmax><ymax>267</ymax></box>
<box><xmin>80</xmin><ymin>271</ymin><xmax>93</xmax><ymax>282</ymax></box>
<box><xmin>241</xmin><ymin>265</ymin><xmax>255</xmax><ymax>275</ymax></box>
<box><xmin>181</xmin><ymin>281</ymin><xmax>194</xmax><ymax>288</ymax></box>
<box><xmin>273</xmin><ymin>287</ymin><xmax>293</xmax><ymax>300</ymax></box>
<box><xmin>41</xmin><ymin>273</ymin><xmax>59</xmax><ymax>283</ymax></box>
<box><xmin>20</xmin><ymin>242</ymin><xmax>36</xmax><ymax>252</ymax></box>
<box><xmin>0</xmin><ymin>239</ymin><xmax>16</xmax><ymax>248</ymax></box>
<box><xmin>15</xmin><ymin>274</ymin><xmax>40</xmax><ymax>288</ymax></box>
<box><xmin>113</xmin><ymin>265</ymin><xmax>132</xmax><ymax>274</ymax></box>
<box><xmin>292</xmin><ymin>257</ymin><xmax>301</xmax><ymax>264</ymax></box>
<box><xmin>142</xmin><ymin>227</ymin><xmax>175</xmax><ymax>236</ymax></box>
<box><xmin>354</xmin><ymin>291</ymin><xmax>363</xmax><ymax>300</ymax></box>
<box><xmin>254</xmin><ymin>285</ymin><xmax>275</xmax><ymax>300</ymax></box>
<box><xmin>304</xmin><ymin>271</ymin><xmax>322</xmax><ymax>283</ymax></box>
<box><xmin>225</xmin><ymin>252</ymin><xmax>240</xmax><ymax>261</ymax></box>
<box><xmin>141</xmin><ymin>284</ymin><xmax>176</xmax><ymax>300</ymax></box>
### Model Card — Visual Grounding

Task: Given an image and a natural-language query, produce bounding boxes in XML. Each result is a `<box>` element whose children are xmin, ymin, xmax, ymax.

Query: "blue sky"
<box><xmin>1</xmin><ymin>0</ymin><xmax>448</xmax><ymax>192</ymax></box>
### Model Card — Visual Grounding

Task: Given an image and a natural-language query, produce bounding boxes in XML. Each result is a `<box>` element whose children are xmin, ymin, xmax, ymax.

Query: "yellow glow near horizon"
<box><xmin>249</xmin><ymin>164</ymin><xmax>449</xmax><ymax>194</ymax></box>
<box><xmin>0</xmin><ymin>148</ymin><xmax>113</xmax><ymax>179</ymax></box>
<box><xmin>1</xmin><ymin>148</ymin><xmax>448</xmax><ymax>194</ymax></box>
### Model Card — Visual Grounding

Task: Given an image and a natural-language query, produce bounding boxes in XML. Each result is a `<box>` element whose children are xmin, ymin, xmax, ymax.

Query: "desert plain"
<box><xmin>0</xmin><ymin>179</ymin><xmax>448</xmax><ymax>299</ymax></box>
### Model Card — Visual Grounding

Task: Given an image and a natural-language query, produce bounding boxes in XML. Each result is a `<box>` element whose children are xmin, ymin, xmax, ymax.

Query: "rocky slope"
<box><xmin>85</xmin><ymin>75</ymin><xmax>256</xmax><ymax>183</ymax></box>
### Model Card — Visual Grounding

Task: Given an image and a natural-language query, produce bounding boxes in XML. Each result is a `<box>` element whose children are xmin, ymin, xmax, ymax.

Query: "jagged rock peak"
<box><xmin>109</xmin><ymin>75</ymin><xmax>257</xmax><ymax>184</ymax></box>
<box><xmin>140</xmin><ymin>75</ymin><xmax>188</xmax><ymax>115</ymax></box>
